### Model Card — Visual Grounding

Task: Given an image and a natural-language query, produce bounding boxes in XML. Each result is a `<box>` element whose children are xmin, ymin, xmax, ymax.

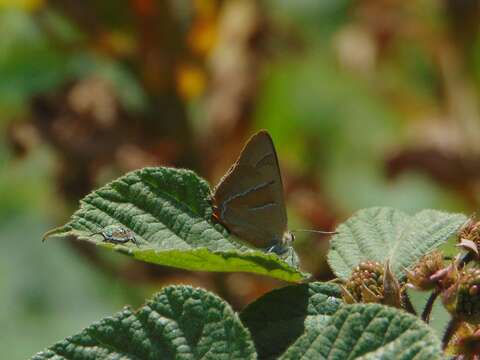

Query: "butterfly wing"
<box><xmin>213</xmin><ymin>131</ymin><xmax>288</xmax><ymax>248</ymax></box>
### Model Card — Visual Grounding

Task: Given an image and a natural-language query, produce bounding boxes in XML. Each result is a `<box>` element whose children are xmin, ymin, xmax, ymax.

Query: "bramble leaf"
<box><xmin>32</xmin><ymin>286</ymin><xmax>256</xmax><ymax>360</ymax></box>
<box><xmin>240</xmin><ymin>282</ymin><xmax>343</xmax><ymax>360</ymax></box>
<box><xmin>328</xmin><ymin>207</ymin><xmax>466</xmax><ymax>279</ymax></box>
<box><xmin>43</xmin><ymin>167</ymin><xmax>306</xmax><ymax>282</ymax></box>
<box><xmin>280</xmin><ymin>303</ymin><xmax>442</xmax><ymax>360</ymax></box>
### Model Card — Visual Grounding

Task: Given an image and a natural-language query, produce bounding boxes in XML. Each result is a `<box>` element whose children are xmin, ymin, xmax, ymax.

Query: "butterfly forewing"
<box><xmin>213</xmin><ymin>131</ymin><xmax>287</xmax><ymax>248</ymax></box>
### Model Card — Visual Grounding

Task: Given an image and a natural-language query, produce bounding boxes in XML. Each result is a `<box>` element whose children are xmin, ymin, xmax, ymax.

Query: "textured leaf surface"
<box><xmin>281</xmin><ymin>303</ymin><xmax>442</xmax><ymax>360</ymax></box>
<box><xmin>240</xmin><ymin>282</ymin><xmax>343</xmax><ymax>360</ymax></box>
<box><xmin>32</xmin><ymin>285</ymin><xmax>256</xmax><ymax>360</ymax></box>
<box><xmin>328</xmin><ymin>207</ymin><xmax>466</xmax><ymax>279</ymax></box>
<box><xmin>44</xmin><ymin>167</ymin><xmax>305</xmax><ymax>282</ymax></box>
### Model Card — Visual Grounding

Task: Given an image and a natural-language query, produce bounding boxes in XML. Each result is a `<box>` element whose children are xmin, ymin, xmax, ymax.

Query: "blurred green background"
<box><xmin>1</xmin><ymin>0</ymin><xmax>480</xmax><ymax>358</ymax></box>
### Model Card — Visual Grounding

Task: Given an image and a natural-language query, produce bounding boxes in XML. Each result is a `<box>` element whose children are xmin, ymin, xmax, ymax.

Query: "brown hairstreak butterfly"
<box><xmin>212</xmin><ymin>130</ymin><xmax>334</xmax><ymax>266</ymax></box>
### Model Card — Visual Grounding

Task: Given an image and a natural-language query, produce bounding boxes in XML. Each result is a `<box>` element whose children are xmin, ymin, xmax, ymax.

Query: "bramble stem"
<box><xmin>421</xmin><ymin>289</ymin><xmax>439</xmax><ymax>323</ymax></box>
<box><xmin>459</xmin><ymin>251</ymin><xmax>474</xmax><ymax>268</ymax></box>
<box><xmin>442</xmin><ymin>317</ymin><xmax>461</xmax><ymax>349</ymax></box>
<box><xmin>402</xmin><ymin>291</ymin><xmax>417</xmax><ymax>316</ymax></box>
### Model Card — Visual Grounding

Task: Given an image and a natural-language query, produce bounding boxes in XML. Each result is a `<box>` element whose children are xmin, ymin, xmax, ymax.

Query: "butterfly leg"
<box><xmin>265</xmin><ymin>242</ymin><xmax>287</xmax><ymax>255</ymax></box>
<box><xmin>265</xmin><ymin>243</ymin><xmax>299</xmax><ymax>268</ymax></box>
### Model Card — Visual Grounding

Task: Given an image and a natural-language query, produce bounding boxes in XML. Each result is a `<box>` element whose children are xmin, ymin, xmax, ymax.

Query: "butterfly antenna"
<box><xmin>292</xmin><ymin>229</ymin><xmax>337</xmax><ymax>235</ymax></box>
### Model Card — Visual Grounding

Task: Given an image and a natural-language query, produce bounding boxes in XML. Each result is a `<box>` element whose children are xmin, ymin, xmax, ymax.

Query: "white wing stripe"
<box><xmin>220</xmin><ymin>180</ymin><xmax>275</xmax><ymax>218</ymax></box>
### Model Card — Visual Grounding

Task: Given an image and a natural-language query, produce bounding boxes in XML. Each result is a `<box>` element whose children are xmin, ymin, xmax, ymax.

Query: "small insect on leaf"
<box><xmin>91</xmin><ymin>225</ymin><xmax>139</xmax><ymax>247</ymax></box>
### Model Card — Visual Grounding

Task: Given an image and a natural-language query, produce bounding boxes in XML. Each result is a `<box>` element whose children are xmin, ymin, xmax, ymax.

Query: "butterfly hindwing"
<box><xmin>213</xmin><ymin>131</ymin><xmax>287</xmax><ymax>248</ymax></box>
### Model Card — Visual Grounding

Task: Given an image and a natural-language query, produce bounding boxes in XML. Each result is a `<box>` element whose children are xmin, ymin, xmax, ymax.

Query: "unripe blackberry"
<box><xmin>443</xmin><ymin>268</ymin><xmax>480</xmax><ymax>323</ymax></box>
<box><xmin>406</xmin><ymin>250</ymin><xmax>445</xmax><ymax>290</ymax></box>
<box><xmin>448</xmin><ymin>323</ymin><xmax>480</xmax><ymax>358</ymax></box>
<box><xmin>342</xmin><ymin>261</ymin><xmax>384</xmax><ymax>304</ymax></box>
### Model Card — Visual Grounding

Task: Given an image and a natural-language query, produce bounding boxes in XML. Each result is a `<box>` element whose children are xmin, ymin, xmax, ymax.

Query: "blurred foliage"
<box><xmin>2</xmin><ymin>0</ymin><xmax>480</xmax><ymax>358</ymax></box>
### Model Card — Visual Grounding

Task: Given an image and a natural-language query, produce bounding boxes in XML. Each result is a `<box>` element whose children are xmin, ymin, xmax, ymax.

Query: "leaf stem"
<box><xmin>421</xmin><ymin>289</ymin><xmax>439</xmax><ymax>323</ymax></box>
<box><xmin>459</xmin><ymin>251</ymin><xmax>474</xmax><ymax>268</ymax></box>
<box><xmin>402</xmin><ymin>291</ymin><xmax>417</xmax><ymax>316</ymax></box>
<box><xmin>442</xmin><ymin>317</ymin><xmax>461</xmax><ymax>349</ymax></box>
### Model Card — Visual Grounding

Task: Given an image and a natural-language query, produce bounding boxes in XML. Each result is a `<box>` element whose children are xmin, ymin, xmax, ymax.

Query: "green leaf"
<box><xmin>240</xmin><ymin>282</ymin><xmax>343</xmax><ymax>360</ymax></box>
<box><xmin>280</xmin><ymin>303</ymin><xmax>442</xmax><ymax>360</ymax></box>
<box><xmin>32</xmin><ymin>285</ymin><xmax>256</xmax><ymax>360</ymax></box>
<box><xmin>328</xmin><ymin>207</ymin><xmax>466</xmax><ymax>279</ymax></box>
<box><xmin>44</xmin><ymin>167</ymin><xmax>305</xmax><ymax>282</ymax></box>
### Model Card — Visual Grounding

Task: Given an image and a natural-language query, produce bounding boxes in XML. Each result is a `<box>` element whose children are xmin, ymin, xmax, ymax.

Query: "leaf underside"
<box><xmin>240</xmin><ymin>282</ymin><xmax>343</xmax><ymax>360</ymax></box>
<box><xmin>280</xmin><ymin>303</ymin><xmax>443</xmax><ymax>360</ymax></box>
<box><xmin>44</xmin><ymin>167</ymin><xmax>306</xmax><ymax>282</ymax></box>
<box><xmin>328</xmin><ymin>207</ymin><xmax>467</xmax><ymax>279</ymax></box>
<box><xmin>32</xmin><ymin>286</ymin><xmax>256</xmax><ymax>360</ymax></box>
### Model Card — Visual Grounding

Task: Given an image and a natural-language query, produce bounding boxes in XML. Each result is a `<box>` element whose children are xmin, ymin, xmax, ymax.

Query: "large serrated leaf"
<box><xmin>240</xmin><ymin>282</ymin><xmax>343</xmax><ymax>360</ymax></box>
<box><xmin>44</xmin><ymin>167</ymin><xmax>306</xmax><ymax>282</ymax></box>
<box><xmin>328</xmin><ymin>207</ymin><xmax>466</xmax><ymax>279</ymax></box>
<box><xmin>280</xmin><ymin>303</ymin><xmax>442</xmax><ymax>360</ymax></box>
<box><xmin>32</xmin><ymin>285</ymin><xmax>256</xmax><ymax>360</ymax></box>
